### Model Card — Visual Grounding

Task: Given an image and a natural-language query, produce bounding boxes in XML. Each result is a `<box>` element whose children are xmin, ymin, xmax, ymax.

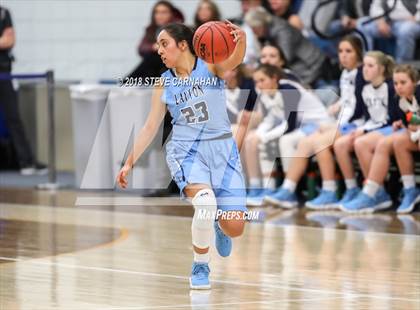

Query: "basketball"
<box><xmin>193</xmin><ymin>21</ymin><xmax>236</xmax><ymax>64</ymax></box>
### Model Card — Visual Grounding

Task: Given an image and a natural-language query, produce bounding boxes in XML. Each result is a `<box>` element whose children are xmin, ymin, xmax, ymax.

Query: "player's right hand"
<box><xmin>116</xmin><ymin>164</ymin><xmax>131</xmax><ymax>189</ymax></box>
<box><xmin>225</xmin><ymin>20</ymin><xmax>245</xmax><ymax>43</ymax></box>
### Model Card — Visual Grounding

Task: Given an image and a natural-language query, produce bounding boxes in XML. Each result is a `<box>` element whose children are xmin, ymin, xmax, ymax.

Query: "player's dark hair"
<box><xmin>161</xmin><ymin>23</ymin><xmax>196</xmax><ymax>55</ymax></box>
<box><xmin>255</xmin><ymin>63</ymin><xmax>284</xmax><ymax>80</ymax></box>
<box><xmin>339</xmin><ymin>35</ymin><xmax>364</xmax><ymax>63</ymax></box>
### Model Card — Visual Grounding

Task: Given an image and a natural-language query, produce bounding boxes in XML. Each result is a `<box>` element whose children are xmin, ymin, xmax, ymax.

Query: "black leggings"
<box><xmin>0</xmin><ymin>71</ymin><xmax>34</xmax><ymax>167</ymax></box>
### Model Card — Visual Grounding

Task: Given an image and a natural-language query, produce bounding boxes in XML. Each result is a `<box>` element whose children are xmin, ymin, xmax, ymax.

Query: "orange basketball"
<box><xmin>193</xmin><ymin>21</ymin><xmax>236</xmax><ymax>64</ymax></box>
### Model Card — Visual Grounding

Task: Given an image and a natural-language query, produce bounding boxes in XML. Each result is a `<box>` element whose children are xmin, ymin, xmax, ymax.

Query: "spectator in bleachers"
<box><xmin>193</xmin><ymin>0</ymin><xmax>221</xmax><ymax>31</ymax></box>
<box><xmin>244</xmin><ymin>6</ymin><xmax>326</xmax><ymax>85</ymax></box>
<box><xmin>268</xmin><ymin>0</ymin><xmax>304</xmax><ymax>30</ymax></box>
<box><xmin>223</xmin><ymin>65</ymin><xmax>258</xmax><ymax>125</ymax></box>
<box><xmin>229</xmin><ymin>0</ymin><xmax>269</xmax><ymax>69</ymax></box>
<box><xmin>230</xmin><ymin>0</ymin><xmax>272</xmax><ymax>25</ymax></box>
<box><xmin>223</xmin><ymin>65</ymin><xmax>260</xmax><ymax>149</ymax></box>
<box><xmin>298</xmin><ymin>0</ymin><xmax>338</xmax><ymax>36</ymax></box>
<box><xmin>301</xmin><ymin>0</ymin><xmax>372</xmax><ymax>59</ymax></box>
<box><xmin>0</xmin><ymin>6</ymin><xmax>47</xmax><ymax>175</ymax></box>
<box><xmin>259</xmin><ymin>42</ymin><xmax>301</xmax><ymax>81</ymax></box>
<box><xmin>127</xmin><ymin>1</ymin><xmax>184</xmax><ymax>79</ymax></box>
<box><xmin>319</xmin><ymin>0</ymin><xmax>371</xmax><ymax>57</ymax></box>
<box><xmin>358</xmin><ymin>0</ymin><xmax>420</xmax><ymax>62</ymax></box>
<box><xmin>260</xmin><ymin>36</ymin><xmax>366</xmax><ymax>208</ymax></box>
<box><xmin>335</xmin><ymin>0</ymin><xmax>372</xmax><ymax>33</ymax></box>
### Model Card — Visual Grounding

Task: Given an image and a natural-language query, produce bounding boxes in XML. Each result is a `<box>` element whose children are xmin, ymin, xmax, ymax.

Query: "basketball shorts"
<box><xmin>165</xmin><ymin>134</ymin><xmax>247</xmax><ymax>212</ymax></box>
<box><xmin>374</xmin><ymin>125</ymin><xmax>405</xmax><ymax>136</ymax></box>
<box><xmin>300</xmin><ymin>122</ymin><xmax>320</xmax><ymax>136</ymax></box>
<box><xmin>339</xmin><ymin>123</ymin><xmax>358</xmax><ymax>135</ymax></box>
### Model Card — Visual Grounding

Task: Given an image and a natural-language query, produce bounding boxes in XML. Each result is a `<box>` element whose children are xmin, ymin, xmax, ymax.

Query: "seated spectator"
<box><xmin>244</xmin><ymin>6</ymin><xmax>326</xmax><ymax>86</ymax></box>
<box><xmin>245</xmin><ymin>64</ymin><xmax>332</xmax><ymax>204</ymax></box>
<box><xmin>127</xmin><ymin>1</ymin><xmax>184</xmax><ymax>79</ymax></box>
<box><xmin>229</xmin><ymin>0</ymin><xmax>269</xmax><ymax>69</ymax></box>
<box><xmin>298</xmin><ymin>0</ymin><xmax>339</xmax><ymax>37</ymax></box>
<box><xmin>223</xmin><ymin>65</ymin><xmax>260</xmax><ymax>149</ymax></box>
<box><xmin>358</xmin><ymin>0</ymin><xmax>420</xmax><ymax>62</ymax></box>
<box><xmin>223</xmin><ymin>65</ymin><xmax>258</xmax><ymax>125</ymax></box>
<box><xmin>314</xmin><ymin>0</ymin><xmax>371</xmax><ymax>58</ymax></box>
<box><xmin>193</xmin><ymin>0</ymin><xmax>221</xmax><ymax>31</ymax></box>
<box><xmin>230</xmin><ymin>0</ymin><xmax>272</xmax><ymax>25</ymax></box>
<box><xmin>334</xmin><ymin>0</ymin><xmax>372</xmax><ymax>33</ymax></box>
<box><xmin>268</xmin><ymin>0</ymin><xmax>304</xmax><ymax>30</ymax></box>
<box><xmin>296</xmin><ymin>0</ymin><xmax>341</xmax><ymax>59</ymax></box>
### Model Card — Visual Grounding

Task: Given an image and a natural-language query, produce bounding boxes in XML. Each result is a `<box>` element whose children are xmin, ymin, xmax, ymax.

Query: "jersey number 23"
<box><xmin>180</xmin><ymin>101</ymin><xmax>209</xmax><ymax>124</ymax></box>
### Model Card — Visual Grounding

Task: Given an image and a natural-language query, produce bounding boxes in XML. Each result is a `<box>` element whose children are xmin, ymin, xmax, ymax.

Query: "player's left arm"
<box><xmin>208</xmin><ymin>21</ymin><xmax>246</xmax><ymax>78</ymax></box>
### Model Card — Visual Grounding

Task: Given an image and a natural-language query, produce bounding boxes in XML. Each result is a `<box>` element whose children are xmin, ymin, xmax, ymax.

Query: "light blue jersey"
<box><xmin>162</xmin><ymin>58</ymin><xmax>247</xmax><ymax>211</ymax></box>
<box><xmin>161</xmin><ymin>57</ymin><xmax>232</xmax><ymax>141</ymax></box>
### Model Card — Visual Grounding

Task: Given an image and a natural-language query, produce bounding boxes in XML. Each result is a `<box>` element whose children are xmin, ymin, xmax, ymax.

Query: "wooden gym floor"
<box><xmin>0</xmin><ymin>188</ymin><xmax>419</xmax><ymax>309</ymax></box>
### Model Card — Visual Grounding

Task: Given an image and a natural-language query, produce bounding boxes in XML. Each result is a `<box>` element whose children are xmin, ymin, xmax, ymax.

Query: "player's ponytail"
<box><xmin>161</xmin><ymin>23</ymin><xmax>195</xmax><ymax>55</ymax></box>
<box><xmin>383</xmin><ymin>55</ymin><xmax>395</xmax><ymax>79</ymax></box>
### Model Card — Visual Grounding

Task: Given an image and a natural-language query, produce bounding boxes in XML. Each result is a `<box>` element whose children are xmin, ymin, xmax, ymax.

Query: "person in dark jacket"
<box><xmin>244</xmin><ymin>6</ymin><xmax>326</xmax><ymax>86</ymax></box>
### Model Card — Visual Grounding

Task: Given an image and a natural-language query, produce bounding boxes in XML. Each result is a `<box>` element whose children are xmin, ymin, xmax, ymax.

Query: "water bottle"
<box><xmin>406</xmin><ymin>112</ymin><xmax>420</xmax><ymax>125</ymax></box>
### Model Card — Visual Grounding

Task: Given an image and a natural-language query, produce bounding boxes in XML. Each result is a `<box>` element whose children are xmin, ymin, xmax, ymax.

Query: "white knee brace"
<box><xmin>191</xmin><ymin>189</ymin><xmax>217</xmax><ymax>249</ymax></box>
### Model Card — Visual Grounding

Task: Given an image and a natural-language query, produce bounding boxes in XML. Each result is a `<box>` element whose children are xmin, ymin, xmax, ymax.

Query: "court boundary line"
<box><xmin>106</xmin><ymin>296</ymin><xmax>345</xmax><ymax>309</ymax></box>
<box><xmin>0</xmin><ymin>225</ymin><xmax>129</xmax><ymax>267</ymax></box>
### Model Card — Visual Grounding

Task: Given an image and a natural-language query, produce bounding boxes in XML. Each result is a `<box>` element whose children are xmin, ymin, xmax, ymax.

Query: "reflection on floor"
<box><xmin>0</xmin><ymin>194</ymin><xmax>419</xmax><ymax>310</ymax></box>
<box><xmin>1</xmin><ymin>188</ymin><xmax>419</xmax><ymax>235</ymax></box>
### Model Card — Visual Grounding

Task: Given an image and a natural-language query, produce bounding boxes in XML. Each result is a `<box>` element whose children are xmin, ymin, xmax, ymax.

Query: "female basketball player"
<box><xmin>345</xmin><ymin>64</ymin><xmax>419</xmax><ymax>213</ymax></box>
<box><xmin>247</xmin><ymin>63</ymin><xmax>331</xmax><ymax>206</ymax></box>
<box><xmin>262</xmin><ymin>36</ymin><xmax>366</xmax><ymax>209</ymax></box>
<box><xmin>338</xmin><ymin>51</ymin><xmax>404</xmax><ymax>212</ymax></box>
<box><xmin>116</xmin><ymin>22</ymin><xmax>247</xmax><ymax>290</ymax></box>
